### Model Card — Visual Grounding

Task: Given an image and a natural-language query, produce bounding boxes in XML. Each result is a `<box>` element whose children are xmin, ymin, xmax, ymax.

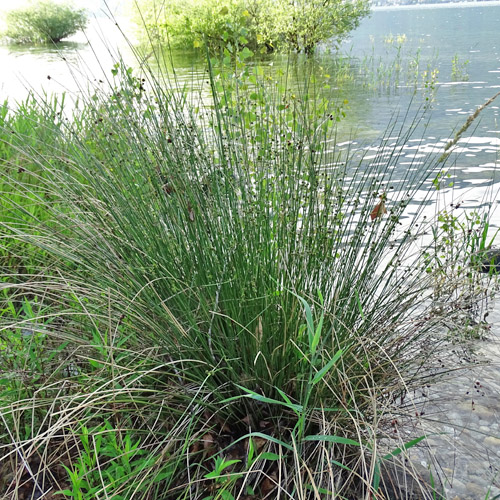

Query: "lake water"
<box><xmin>2</xmin><ymin>3</ymin><xmax>500</xmax><ymax>223</ymax></box>
<box><xmin>341</xmin><ymin>2</ymin><xmax>500</xmax><ymax>226</ymax></box>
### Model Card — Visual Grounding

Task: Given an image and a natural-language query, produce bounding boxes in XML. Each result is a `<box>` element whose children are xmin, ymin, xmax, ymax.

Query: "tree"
<box><xmin>130</xmin><ymin>0</ymin><xmax>370</xmax><ymax>54</ymax></box>
<box><xmin>3</xmin><ymin>1</ymin><xmax>88</xmax><ymax>44</ymax></box>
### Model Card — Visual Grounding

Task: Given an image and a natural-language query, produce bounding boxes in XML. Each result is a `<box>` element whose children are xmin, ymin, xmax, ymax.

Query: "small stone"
<box><xmin>471</xmin><ymin>405</ymin><xmax>494</xmax><ymax>418</ymax></box>
<box><xmin>456</xmin><ymin>402</ymin><xmax>475</xmax><ymax>412</ymax></box>
<box><xmin>466</xmin><ymin>482</ymin><xmax>487</xmax><ymax>496</ymax></box>
<box><xmin>484</xmin><ymin>436</ymin><xmax>500</xmax><ymax>448</ymax></box>
<box><xmin>451</xmin><ymin>479</ymin><xmax>465</xmax><ymax>498</ymax></box>
<box><xmin>450</xmin><ymin>479</ymin><xmax>466</xmax><ymax>493</ymax></box>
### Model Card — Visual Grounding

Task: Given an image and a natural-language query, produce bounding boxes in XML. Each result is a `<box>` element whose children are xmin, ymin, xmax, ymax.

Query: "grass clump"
<box><xmin>0</xmin><ymin>46</ymin><xmax>497</xmax><ymax>499</ymax></box>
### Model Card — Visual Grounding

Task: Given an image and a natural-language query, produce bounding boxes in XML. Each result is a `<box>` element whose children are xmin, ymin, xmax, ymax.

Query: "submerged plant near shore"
<box><xmin>0</xmin><ymin>48</ymin><xmax>497</xmax><ymax>499</ymax></box>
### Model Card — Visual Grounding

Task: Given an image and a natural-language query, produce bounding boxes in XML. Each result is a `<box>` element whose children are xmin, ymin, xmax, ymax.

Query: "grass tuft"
<box><xmin>0</xmin><ymin>39</ymin><xmax>498</xmax><ymax>499</ymax></box>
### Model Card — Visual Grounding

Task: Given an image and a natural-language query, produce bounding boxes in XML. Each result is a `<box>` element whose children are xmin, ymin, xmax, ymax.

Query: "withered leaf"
<box><xmin>260</xmin><ymin>468</ymin><xmax>278</xmax><ymax>495</ymax></box>
<box><xmin>188</xmin><ymin>202</ymin><xmax>195</xmax><ymax>222</ymax></box>
<box><xmin>163</xmin><ymin>184</ymin><xmax>175</xmax><ymax>195</ymax></box>
<box><xmin>253</xmin><ymin>437</ymin><xmax>267</xmax><ymax>453</ymax></box>
<box><xmin>242</xmin><ymin>415</ymin><xmax>252</xmax><ymax>426</ymax></box>
<box><xmin>254</xmin><ymin>316</ymin><xmax>263</xmax><ymax>345</ymax></box>
<box><xmin>370</xmin><ymin>197</ymin><xmax>387</xmax><ymax>220</ymax></box>
<box><xmin>201</xmin><ymin>433</ymin><xmax>217</xmax><ymax>457</ymax></box>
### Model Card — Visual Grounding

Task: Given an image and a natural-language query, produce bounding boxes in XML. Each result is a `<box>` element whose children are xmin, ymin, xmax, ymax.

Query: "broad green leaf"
<box><xmin>247</xmin><ymin>437</ymin><xmax>255</xmax><ymax>465</ymax></box>
<box><xmin>276</xmin><ymin>387</ymin><xmax>295</xmax><ymax>408</ymax></box>
<box><xmin>382</xmin><ymin>435</ymin><xmax>427</xmax><ymax>460</ymax></box>
<box><xmin>311</xmin><ymin>313</ymin><xmax>324</xmax><ymax>355</ymax></box>
<box><xmin>331</xmin><ymin>459</ymin><xmax>353</xmax><ymax>471</ymax></box>
<box><xmin>303</xmin><ymin>435</ymin><xmax>361</xmax><ymax>447</ymax></box>
<box><xmin>223</xmin><ymin>385</ymin><xmax>303</xmax><ymax>413</ymax></box>
<box><xmin>305</xmin><ymin>484</ymin><xmax>333</xmax><ymax>495</ymax></box>
<box><xmin>373</xmin><ymin>460</ymin><xmax>381</xmax><ymax>492</ymax></box>
<box><xmin>293</xmin><ymin>294</ymin><xmax>315</xmax><ymax>351</ymax></box>
<box><xmin>311</xmin><ymin>349</ymin><xmax>343</xmax><ymax>386</ymax></box>
<box><xmin>229</xmin><ymin>432</ymin><xmax>293</xmax><ymax>452</ymax></box>
<box><xmin>239</xmin><ymin>47</ymin><xmax>254</xmax><ymax>60</ymax></box>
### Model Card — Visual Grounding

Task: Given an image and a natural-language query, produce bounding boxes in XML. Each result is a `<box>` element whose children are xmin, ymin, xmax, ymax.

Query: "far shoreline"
<box><xmin>372</xmin><ymin>0</ymin><xmax>500</xmax><ymax>10</ymax></box>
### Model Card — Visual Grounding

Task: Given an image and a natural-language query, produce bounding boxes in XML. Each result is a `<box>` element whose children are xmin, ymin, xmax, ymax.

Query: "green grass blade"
<box><xmin>311</xmin><ymin>349</ymin><xmax>343</xmax><ymax>386</ymax></box>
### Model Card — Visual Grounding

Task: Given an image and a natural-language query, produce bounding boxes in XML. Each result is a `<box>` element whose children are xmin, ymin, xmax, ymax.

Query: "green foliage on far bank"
<box><xmin>130</xmin><ymin>0</ymin><xmax>370</xmax><ymax>54</ymax></box>
<box><xmin>2</xmin><ymin>1</ymin><xmax>87</xmax><ymax>44</ymax></box>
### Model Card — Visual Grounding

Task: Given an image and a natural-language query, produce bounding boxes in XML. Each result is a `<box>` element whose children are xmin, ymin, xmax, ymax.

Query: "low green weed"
<box><xmin>59</xmin><ymin>421</ymin><xmax>168</xmax><ymax>499</ymax></box>
<box><xmin>423</xmin><ymin>202</ymin><xmax>499</xmax><ymax>338</ymax></box>
<box><xmin>451</xmin><ymin>53</ymin><xmax>470</xmax><ymax>82</ymax></box>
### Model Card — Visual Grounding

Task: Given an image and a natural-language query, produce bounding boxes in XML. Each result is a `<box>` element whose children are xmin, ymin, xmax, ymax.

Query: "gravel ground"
<box><xmin>400</xmin><ymin>301</ymin><xmax>500</xmax><ymax>500</ymax></box>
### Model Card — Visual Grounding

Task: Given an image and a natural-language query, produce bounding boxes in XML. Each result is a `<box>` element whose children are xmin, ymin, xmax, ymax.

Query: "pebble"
<box><xmin>484</xmin><ymin>436</ymin><xmax>500</xmax><ymax>447</ymax></box>
<box><xmin>466</xmin><ymin>482</ymin><xmax>489</xmax><ymax>496</ymax></box>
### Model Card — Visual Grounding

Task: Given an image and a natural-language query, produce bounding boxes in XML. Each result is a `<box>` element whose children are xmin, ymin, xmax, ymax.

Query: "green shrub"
<box><xmin>2</xmin><ymin>1</ymin><xmax>87</xmax><ymax>44</ymax></box>
<box><xmin>131</xmin><ymin>0</ymin><xmax>369</xmax><ymax>53</ymax></box>
<box><xmin>258</xmin><ymin>0</ymin><xmax>371</xmax><ymax>54</ymax></box>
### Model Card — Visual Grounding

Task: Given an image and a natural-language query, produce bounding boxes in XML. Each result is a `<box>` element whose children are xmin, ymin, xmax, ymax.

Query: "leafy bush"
<box><xmin>2</xmin><ymin>1</ymin><xmax>87</xmax><ymax>44</ymax></box>
<box><xmin>131</xmin><ymin>0</ymin><xmax>369</xmax><ymax>53</ymax></box>
<box><xmin>258</xmin><ymin>0</ymin><xmax>371</xmax><ymax>54</ymax></box>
